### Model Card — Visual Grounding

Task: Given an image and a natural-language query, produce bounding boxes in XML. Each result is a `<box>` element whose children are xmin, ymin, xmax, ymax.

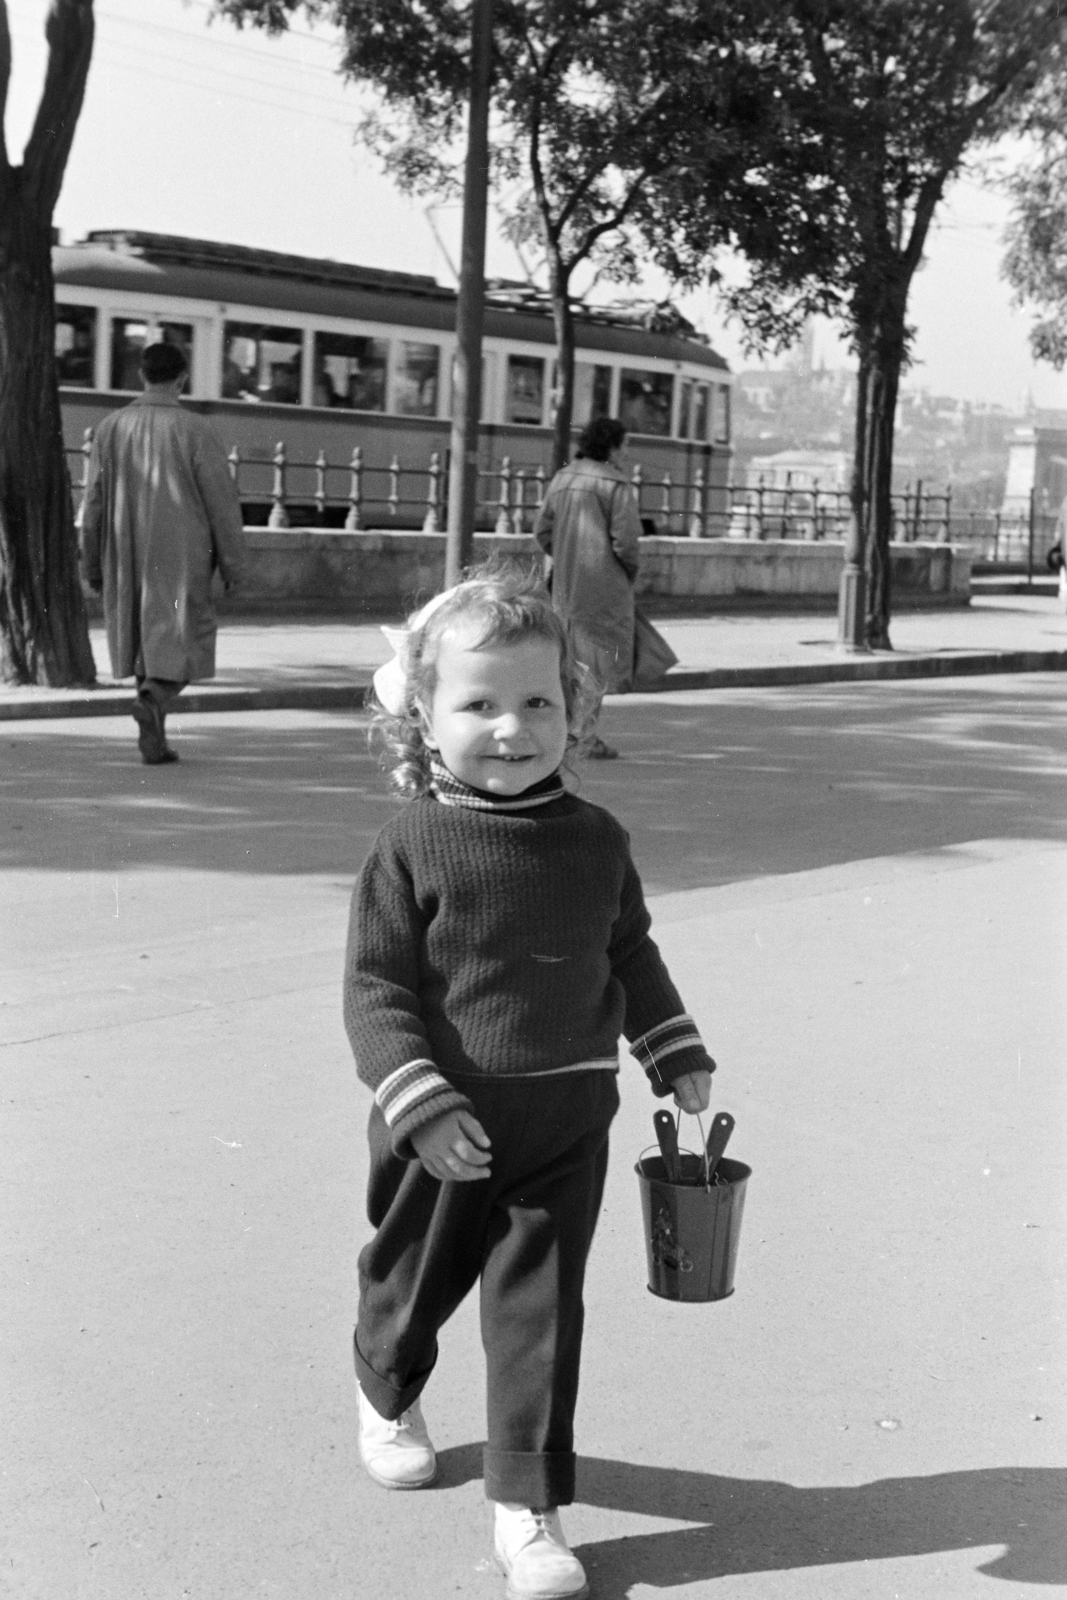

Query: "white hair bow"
<box><xmin>372</xmin><ymin>586</ymin><xmax>458</xmax><ymax>716</ymax></box>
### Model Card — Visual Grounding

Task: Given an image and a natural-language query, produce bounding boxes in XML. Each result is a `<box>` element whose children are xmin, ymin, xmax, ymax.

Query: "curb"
<box><xmin>657</xmin><ymin>648</ymin><xmax>1067</xmax><ymax>691</ymax></box>
<box><xmin>2</xmin><ymin>648</ymin><xmax>1065</xmax><ymax>723</ymax></box>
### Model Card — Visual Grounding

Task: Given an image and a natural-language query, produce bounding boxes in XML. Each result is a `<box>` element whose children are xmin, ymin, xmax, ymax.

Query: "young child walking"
<box><xmin>343</xmin><ymin>563</ymin><xmax>716</xmax><ymax>1600</ymax></box>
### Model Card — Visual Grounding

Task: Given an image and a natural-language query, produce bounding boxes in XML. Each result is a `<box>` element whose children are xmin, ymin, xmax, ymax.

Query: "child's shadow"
<box><xmin>435</xmin><ymin>1448</ymin><xmax>1065</xmax><ymax>1590</ymax></box>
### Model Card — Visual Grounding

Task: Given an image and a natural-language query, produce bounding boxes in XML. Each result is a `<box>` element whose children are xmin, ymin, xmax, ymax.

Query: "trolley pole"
<box><xmin>445</xmin><ymin>0</ymin><xmax>494</xmax><ymax>588</ymax></box>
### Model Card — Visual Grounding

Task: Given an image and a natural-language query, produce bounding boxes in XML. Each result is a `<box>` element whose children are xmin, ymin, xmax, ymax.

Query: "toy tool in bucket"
<box><xmin>636</xmin><ymin>1110</ymin><xmax>750</xmax><ymax>1303</ymax></box>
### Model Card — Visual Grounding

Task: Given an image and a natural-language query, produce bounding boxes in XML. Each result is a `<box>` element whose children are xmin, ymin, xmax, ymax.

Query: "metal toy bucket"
<box><xmin>635</xmin><ymin>1150</ymin><xmax>751</xmax><ymax>1303</ymax></box>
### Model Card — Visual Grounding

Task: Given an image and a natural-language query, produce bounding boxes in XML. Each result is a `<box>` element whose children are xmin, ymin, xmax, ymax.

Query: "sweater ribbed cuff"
<box><xmin>629</xmin><ymin>1015</ymin><xmax>716</xmax><ymax>1094</ymax></box>
<box><xmin>375</xmin><ymin>1059</ymin><xmax>474</xmax><ymax>1160</ymax></box>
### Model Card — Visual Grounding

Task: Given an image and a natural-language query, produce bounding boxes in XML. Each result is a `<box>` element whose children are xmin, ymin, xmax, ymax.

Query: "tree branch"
<box><xmin>564</xmin><ymin>162</ymin><xmax>653</xmax><ymax>272</ymax></box>
<box><xmin>23</xmin><ymin>0</ymin><xmax>95</xmax><ymax>215</ymax></box>
<box><xmin>0</xmin><ymin>0</ymin><xmax>11</xmax><ymax>176</ymax></box>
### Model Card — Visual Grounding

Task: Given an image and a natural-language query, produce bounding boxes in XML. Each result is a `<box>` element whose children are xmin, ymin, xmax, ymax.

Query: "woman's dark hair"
<box><xmin>141</xmin><ymin>341</ymin><xmax>188</xmax><ymax>384</ymax></box>
<box><xmin>575</xmin><ymin>416</ymin><xmax>626</xmax><ymax>462</ymax></box>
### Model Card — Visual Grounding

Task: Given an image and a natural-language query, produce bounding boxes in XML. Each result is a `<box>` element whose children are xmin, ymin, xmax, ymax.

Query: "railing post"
<box><xmin>660</xmin><ymin>470</ymin><xmax>672</xmax><ymax>534</ymax></box>
<box><xmin>756</xmin><ymin>475</ymin><xmax>765</xmax><ymax>540</ymax></box>
<box><xmin>344</xmin><ymin>446</ymin><xmax>363</xmax><ymax>530</ymax></box>
<box><xmin>388</xmin><ymin>455</ymin><xmax>400</xmax><ymax>517</ymax></box>
<box><xmin>71</xmin><ymin>425</ymin><xmax>93</xmax><ymax>524</ymax></box>
<box><xmin>534</xmin><ymin>463</ymin><xmax>546</xmax><ymax>514</ymax></box>
<box><xmin>423</xmin><ymin>452</ymin><xmax>441</xmax><ymax>533</ymax></box>
<box><xmin>314</xmin><ymin>448</ymin><xmax>327</xmax><ymax>524</ymax></box>
<box><xmin>512</xmin><ymin>467</ymin><xmax>526</xmax><ymax>535</ymax></box>
<box><xmin>1028</xmin><ymin>485</ymin><xmax>1035</xmax><ymax>586</ymax></box>
<box><xmin>630</xmin><ymin>462</ymin><xmax>643</xmax><ymax>524</ymax></box>
<box><xmin>495</xmin><ymin>456</ymin><xmax>511</xmax><ymax>535</ymax></box>
<box><xmin>688</xmin><ymin>468</ymin><xmax>705</xmax><ymax>538</ymax></box>
<box><xmin>268</xmin><ymin>441</ymin><xmax>290</xmax><ymax>529</ymax></box>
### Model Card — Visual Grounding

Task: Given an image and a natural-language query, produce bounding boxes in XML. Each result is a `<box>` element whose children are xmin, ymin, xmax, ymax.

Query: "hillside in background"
<box><xmin>733</xmin><ymin>350</ymin><xmax>1028</xmax><ymax>512</ymax></box>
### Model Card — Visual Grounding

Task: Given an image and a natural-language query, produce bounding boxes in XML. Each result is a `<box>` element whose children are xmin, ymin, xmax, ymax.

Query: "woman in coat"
<box><xmin>533</xmin><ymin>417</ymin><xmax>642</xmax><ymax>758</ymax></box>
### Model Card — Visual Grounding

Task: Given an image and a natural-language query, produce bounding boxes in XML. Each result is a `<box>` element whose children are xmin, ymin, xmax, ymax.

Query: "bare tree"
<box><xmin>0</xmin><ymin>0</ymin><xmax>96</xmax><ymax>686</ymax></box>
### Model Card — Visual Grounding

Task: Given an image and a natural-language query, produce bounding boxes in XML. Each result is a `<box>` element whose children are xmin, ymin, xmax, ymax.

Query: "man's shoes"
<box><xmin>357</xmin><ymin>1387</ymin><xmax>437</xmax><ymax>1489</ymax></box>
<box><xmin>493</xmin><ymin>1504</ymin><xmax>589</xmax><ymax>1600</ymax></box>
<box><xmin>583</xmin><ymin>736</ymin><xmax>619</xmax><ymax>760</ymax></box>
<box><xmin>132</xmin><ymin>697</ymin><xmax>178</xmax><ymax>765</ymax></box>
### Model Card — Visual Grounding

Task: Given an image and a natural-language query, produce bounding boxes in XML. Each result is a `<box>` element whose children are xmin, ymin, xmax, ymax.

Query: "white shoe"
<box><xmin>493</xmin><ymin>1503</ymin><xmax>589</xmax><ymax>1600</ymax></box>
<box><xmin>357</xmin><ymin>1386</ymin><xmax>437</xmax><ymax>1489</ymax></box>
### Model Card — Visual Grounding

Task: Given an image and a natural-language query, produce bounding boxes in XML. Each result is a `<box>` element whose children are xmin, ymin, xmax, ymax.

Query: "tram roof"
<box><xmin>54</xmin><ymin>231</ymin><xmax>728</xmax><ymax>373</ymax></box>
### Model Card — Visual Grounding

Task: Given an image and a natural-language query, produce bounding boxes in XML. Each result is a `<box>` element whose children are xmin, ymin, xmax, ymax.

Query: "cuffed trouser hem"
<box><xmin>353</xmin><ymin>1330</ymin><xmax>436</xmax><ymax>1422</ymax></box>
<box><xmin>484</xmin><ymin>1449</ymin><xmax>576</xmax><ymax>1508</ymax></box>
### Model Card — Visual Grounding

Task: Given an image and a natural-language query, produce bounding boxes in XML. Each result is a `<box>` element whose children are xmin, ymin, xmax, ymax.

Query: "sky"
<box><xmin>5</xmin><ymin>0</ymin><xmax>1065</xmax><ymax>413</ymax></box>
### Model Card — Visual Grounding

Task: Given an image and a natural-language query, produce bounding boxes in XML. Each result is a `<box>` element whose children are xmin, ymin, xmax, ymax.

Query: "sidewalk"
<box><xmin>2</xmin><ymin>591</ymin><xmax>1065</xmax><ymax>721</ymax></box>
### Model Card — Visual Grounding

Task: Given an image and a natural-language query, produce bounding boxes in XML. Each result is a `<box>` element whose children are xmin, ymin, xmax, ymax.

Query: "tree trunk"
<box><xmin>851</xmin><ymin>301</ymin><xmax>906</xmax><ymax>652</ymax></box>
<box><xmin>548</xmin><ymin>255</ymin><xmax>575</xmax><ymax>476</ymax></box>
<box><xmin>0</xmin><ymin>0</ymin><xmax>96</xmax><ymax>686</ymax></box>
<box><xmin>0</xmin><ymin>193</ymin><xmax>94</xmax><ymax>684</ymax></box>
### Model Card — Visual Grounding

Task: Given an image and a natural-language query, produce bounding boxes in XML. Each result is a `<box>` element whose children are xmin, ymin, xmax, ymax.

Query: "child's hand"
<box><xmin>672</xmin><ymin>1069</ymin><xmax>712</xmax><ymax>1114</ymax></box>
<box><xmin>411</xmin><ymin>1109</ymin><xmax>492</xmax><ymax>1182</ymax></box>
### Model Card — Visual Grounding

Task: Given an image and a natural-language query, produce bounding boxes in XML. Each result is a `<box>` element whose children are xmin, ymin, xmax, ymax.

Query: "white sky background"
<box><xmin>4</xmin><ymin>0</ymin><xmax>1065</xmax><ymax>412</ymax></box>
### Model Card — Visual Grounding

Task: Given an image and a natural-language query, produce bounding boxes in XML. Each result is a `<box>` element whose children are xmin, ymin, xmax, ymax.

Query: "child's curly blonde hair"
<box><xmin>371</xmin><ymin>557</ymin><xmax>600</xmax><ymax>798</ymax></box>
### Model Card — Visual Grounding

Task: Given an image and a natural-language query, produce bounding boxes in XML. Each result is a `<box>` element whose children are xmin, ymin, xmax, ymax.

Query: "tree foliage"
<box><xmin>647</xmin><ymin>0</ymin><xmax>1066</xmax><ymax>646</ymax></box>
<box><xmin>214</xmin><ymin>0</ymin><xmax>756</xmax><ymax>471</ymax></box>
<box><xmin>0</xmin><ymin>0</ymin><xmax>96</xmax><ymax>686</ymax></box>
<box><xmin>1002</xmin><ymin>40</ymin><xmax>1067</xmax><ymax>369</ymax></box>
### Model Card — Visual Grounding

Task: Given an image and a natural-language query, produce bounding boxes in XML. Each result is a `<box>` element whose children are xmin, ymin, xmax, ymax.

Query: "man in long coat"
<box><xmin>80</xmin><ymin>341</ymin><xmax>246</xmax><ymax>764</ymax></box>
<box><xmin>534</xmin><ymin>416</ymin><xmax>642</xmax><ymax>758</ymax></box>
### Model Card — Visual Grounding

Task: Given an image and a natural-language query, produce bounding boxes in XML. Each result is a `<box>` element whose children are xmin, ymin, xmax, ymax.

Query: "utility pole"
<box><xmin>445</xmin><ymin>0</ymin><xmax>494</xmax><ymax>587</ymax></box>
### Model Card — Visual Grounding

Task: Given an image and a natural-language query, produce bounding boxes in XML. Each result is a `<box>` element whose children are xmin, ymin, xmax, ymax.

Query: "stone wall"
<box><xmin>225</xmin><ymin>529</ymin><xmax>972</xmax><ymax>616</ymax></box>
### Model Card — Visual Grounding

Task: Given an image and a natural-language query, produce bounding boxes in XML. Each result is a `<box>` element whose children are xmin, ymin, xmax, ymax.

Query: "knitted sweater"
<box><xmin>343</xmin><ymin>786</ymin><xmax>715</xmax><ymax>1157</ymax></box>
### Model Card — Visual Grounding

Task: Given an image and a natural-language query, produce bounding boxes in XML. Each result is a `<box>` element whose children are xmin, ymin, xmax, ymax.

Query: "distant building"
<box><xmin>1002</xmin><ymin>412</ymin><xmax>1067</xmax><ymax>518</ymax></box>
<box><xmin>746</xmin><ymin>449</ymin><xmax>849</xmax><ymax>491</ymax></box>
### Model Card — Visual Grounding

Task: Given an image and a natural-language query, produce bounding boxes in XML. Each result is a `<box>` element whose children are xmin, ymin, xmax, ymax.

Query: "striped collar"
<box><xmin>429</xmin><ymin>759</ymin><xmax>565</xmax><ymax>812</ymax></box>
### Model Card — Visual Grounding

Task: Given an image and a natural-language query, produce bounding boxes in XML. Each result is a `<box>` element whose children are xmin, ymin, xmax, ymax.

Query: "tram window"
<box><xmin>712</xmin><ymin>382</ymin><xmax>731</xmax><ymax>444</ymax></box>
<box><xmin>222</xmin><ymin>322</ymin><xmax>303</xmax><ymax>404</ymax></box>
<box><xmin>693</xmin><ymin>384</ymin><xmax>710</xmax><ymax>441</ymax></box>
<box><xmin>395</xmin><ymin>341</ymin><xmax>440</xmax><ymax>417</ymax></box>
<box><xmin>55</xmin><ymin>304</ymin><xmax>96</xmax><ymax>387</ymax></box>
<box><xmin>111</xmin><ymin>319</ymin><xmax>192</xmax><ymax>391</ymax></box>
<box><xmin>506</xmin><ymin>355</ymin><xmax>545</xmax><ymax>425</ymax></box>
<box><xmin>619</xmin><ymin>368</ymin><xmax>673</xmax><ymax>437</ymax></box>
<box><xmin>678</xmin><ymin>379</ymin><xmax>693</xmax><ymax>438</ymax></box>
<box><xmin>572</xmin><ymin>362</ymin><xmax>612</xmax><ymax>425</ymax></box>
<box><xmin>313</xmin><ymin>332</ymin><xmax>387</xmax><ymax>410</ymax></box>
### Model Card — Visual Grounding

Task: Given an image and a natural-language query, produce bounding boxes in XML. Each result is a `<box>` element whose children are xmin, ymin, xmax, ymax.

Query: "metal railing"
<box><xmin>66</xmin><ymin>430</ymin><xmax>1059</xmax><ymax>563</ymax></box>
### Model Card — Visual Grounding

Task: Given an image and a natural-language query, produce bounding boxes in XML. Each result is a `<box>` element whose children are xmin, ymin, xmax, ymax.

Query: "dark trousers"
<box><xmin>354</xmin><ymin>1070</ymin><xmax>619</xmax><ymax>1508</ymax></box>
<box><xmin>135</xmin><ymin>674</ymin><xmax>186</xmax><ymax>714</ymax></box>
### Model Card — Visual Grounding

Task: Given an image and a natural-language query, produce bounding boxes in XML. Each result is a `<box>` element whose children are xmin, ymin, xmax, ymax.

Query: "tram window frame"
<box><xmin>55</xmin><ymin>303</ymin><xmax>97</xmax><ymax>389</ymax></box>
<box><xmin>110</xmin><ymin>318</ymin><xmax>193</xmax><ymax>393</ymax></box>
<box><xmin>506</xmin><ymin>355</ymin><xmax>546</xmax><ymax>426</ymax></box>
<box><xmin>712</xmin><ymin>382</ymin><xmax>731</xmax><ymax>444</ymax></box>
<box><xmin>312</xmin><ymin>331</ymin><xmax>388</xmax><ymax>412</ymax></box>
<box><xmin>619</xmin><ymin>367</ymin><xmax>674</xmax><ymax>437</ymax></box>
<box><xmin>222</xmin><ymin>322</ymin><xmax>304</xmax><ymax>405</ymax></box>
<box><xmin>394</xmin><ymin>340</ymin><xmax>440</xmax><ymax>418</ymax></box>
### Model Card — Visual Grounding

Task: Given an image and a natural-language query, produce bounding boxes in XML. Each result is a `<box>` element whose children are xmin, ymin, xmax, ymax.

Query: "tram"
<box><xmin>54</xmin><ymin>230</ymin><xmax>733</xmax><ymax>530</ymax></box>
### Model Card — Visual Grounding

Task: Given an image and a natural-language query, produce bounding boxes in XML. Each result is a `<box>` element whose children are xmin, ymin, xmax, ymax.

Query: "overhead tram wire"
<box><xmin>77</xmin><ymin>35</ymin><xmax>359</xmax><ymax>130</ymax></box>
<box><xmin>95</xmin><ymin>3</ymin><xmax>343</xmax><ymax>78</ymax></box>
<box><xmin>96</xmin><ymin>0</ymin><xmax>341</xmax><ymax>58</ymax></box>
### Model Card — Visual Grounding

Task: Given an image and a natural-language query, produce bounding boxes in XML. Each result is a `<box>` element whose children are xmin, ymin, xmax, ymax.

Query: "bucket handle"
<box><xmin>643</xmin><ymin>1108</ymin><xmax>714</xmax><ymax>1189</ymax></box>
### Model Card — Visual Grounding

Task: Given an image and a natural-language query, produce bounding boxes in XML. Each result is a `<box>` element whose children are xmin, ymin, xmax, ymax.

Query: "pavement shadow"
<box><xmin>433</xmin><ymin>1448</ymin><xmax>1064</xmax><ymax>1587</ymax></box>
<box><xmin>2</xmin><ymin>677</ymin><xmax>1066</xmax><ymax>886</ymax></box>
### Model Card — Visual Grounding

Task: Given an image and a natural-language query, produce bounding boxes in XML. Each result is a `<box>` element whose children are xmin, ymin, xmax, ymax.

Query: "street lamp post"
<box><xmin>445</xmin><ymin>0</ymin><xmax>494</xmax><ymax>588</ymax></box>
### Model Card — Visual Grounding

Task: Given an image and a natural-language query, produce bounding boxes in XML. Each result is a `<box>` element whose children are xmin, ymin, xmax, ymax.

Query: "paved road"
<box><xmin>3</xmin><ymin>676</ymin><xmax>1065</xmax><ymax>1599</ymax></box>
